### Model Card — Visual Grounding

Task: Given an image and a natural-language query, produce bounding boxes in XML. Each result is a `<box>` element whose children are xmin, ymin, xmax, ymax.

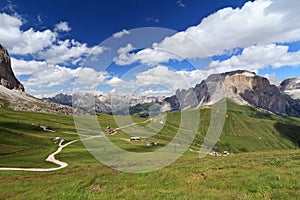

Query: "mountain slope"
<box><xmin>0</xmin><ymin>85</ymin><xmax>72</xmax><ymax>114</ymax></box>
<box><xmin>280</xmin><ymin>77</ymin><xmax>300</xmax><ymax>100</ymax></box>
<box><xmin>164</xmin><ymin>70</ymin><xmax>300</xmax><ymax>117</ymax></box>
<box><xmin>145</xmin><ymin>100</ymin><xmax>299</xmax><ymax>154</ymax></box>
<box><xmin>209</xmin><ymin>100</ymin><xmax>300</xmax><ymax>152</ymax></box>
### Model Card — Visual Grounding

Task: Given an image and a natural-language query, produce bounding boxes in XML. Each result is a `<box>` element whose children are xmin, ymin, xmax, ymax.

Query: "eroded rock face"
<box><xmin>280</xmin><ymin>78</ymin><xmax>300</xmax><ymax>100</ymax></box>
<box><xmin>280</xmin><ymin>78</ymin><xmax>300</xmax><ymax>91</ymax></box>
<box><xmin>0</xmin><ymin>44</ymin><xmax>24</xmax><ymax>91</ymax></box>
<box><xmin>164</xmin><ymin>70</ymin><xmax>300</xmax><ymax>117</ymax></box>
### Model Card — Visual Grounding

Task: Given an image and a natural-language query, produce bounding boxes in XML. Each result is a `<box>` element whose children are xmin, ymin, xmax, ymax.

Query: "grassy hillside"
<box><xmin>0</xmin><ymin>99</ymin><xmax>299</xmax><ymax>166</ymax></box>
<box><xmin>0</xmin><ymin>99</ymin><xmax>300</xmax><ymax>199</ymax></box>
<box><xmin>197</xmin><ymin>100</ymin><xmax>300</xmax><ymax>153</ymax></box>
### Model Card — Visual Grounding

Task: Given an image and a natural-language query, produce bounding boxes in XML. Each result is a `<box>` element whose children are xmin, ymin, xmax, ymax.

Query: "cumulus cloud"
<box><xmin>105</xmin><ymin>65</ymin><xmax>217</xmax><ymax>96</ymax></box>
<box><xmin>0</xmin><ymin>12</ymin><xmax>108</xmax><ymax>96</ymax></box>
<box><xmin>115</xmin><ymin>0</ymin><xmax>300</xmax><ymax>65</ymax></box>
<box><xmin>0</xmin><ymin>12</ymin><xmax>105</xmax><ymax>65</ymax></box>
<box><xmin>11</xmin><ymin>58</ymin><xmax>48</xmax><ymax>76</ymax></box>
<box><xmin>0</xmin><ymin>13</ymin><xmax>56</xmax><ymax>54</ymax></box>
<box><xmin>54</xmin><ymin>21</ymin><xmax>72</xmax><ymax>32</ymax></box>
<box><xmin>135</xmin><ymin>65</ymin><xmax>188</xmax><ymax>90</ymax></box>
<box><xmin>12</xmin><ymin>58</ymin><xmax>108</xmax><ymax>90</ymax></box>
<box><xmin>114</xmin><ymin>43</ymin><xmax>182</xmax><ymax>66</ymax></box>
<box><xmin>75</xmin><ymin>67</ymin><xmax>108</xmax><ymax>87</ymax></box>
<box><xmin>113</xmin><ymin>29</ymin><xmax>130</xmax><ymax>38</ymax></box>
<box><xmin>209</xmin><ymin>44</ymin><xmax>300</xmax><ymax>72</ymax></box>
<box><xmin>38</xmin><ymin>39</ymin><xmax>105</xmax><ymax>65</ymax></box>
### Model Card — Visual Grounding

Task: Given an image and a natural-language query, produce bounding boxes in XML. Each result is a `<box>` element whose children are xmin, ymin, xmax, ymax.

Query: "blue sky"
<box><xmin>0</xmin><ymin>0</ymin><xmax>300</xmax><ymax>97</ymax></box>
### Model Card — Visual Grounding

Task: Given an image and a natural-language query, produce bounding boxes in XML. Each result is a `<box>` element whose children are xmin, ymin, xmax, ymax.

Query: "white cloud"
<box><xmin>0</xmin><ymin>12</ymin><xmax>108</xmax><ymax>96</ymax></box>
<box><xmin>11</xmin><ymin>58</ymin><xmax>48</xmax><ymax>76</ymax></box>
<box><xmin>135</xmin><ymin>65</ymin><xmax>188</xmax><ymax>90</ymax></box>
<box><xmin>75</xmin><ymin>67</ymin><xmax>108</xmax><ymax>87</ymax></box>
<box><xmin>38</xmin><ymin>39</ymin><xmax>105</xmax><ymax>65</ymax></box>
<box><xmin>115</xmin><ymin>0</ymin><xmax>300</xmax><ymax>65</ymax></box>
<box><xmin>11</xmin><ymin>58</ymin><xmax>108</xmax><ymax>91</ymax></box>
<box><xmin>263</xmin><ymin>72</ymin><xmax>282</xmax><ymax>84</ymax></box>
<box><xmin>105</xmin><ymin>65</ymin><xmax>216</xmax><ymax>96</ymax></box>
<box><xmin>106</xmin><ymin>77</ymin><xmax>128</xmax><ymax>87</ymax></box>
<box><xmin>25</xmin><ymin>65</ymin><xmax>75</xmax><ymax>88</ymax></box>
<box><xmin>117</xmin><ymin>43</ymin><xmax>134</xmax><ymax>54</ymax></box>
<box><xmin>54</xmin><ymin>21</ymin><xmax>71</xmax><ymax>32</ymax></box>
<box><xmin>114</xmin><ymin>43</ymin><xmax>182</xmax><ymax>66</ymax></box>
<box><xmin>12</xmin><ymin>58</ymin><xmax>77</xmax><ymax>88</ymax></box>
<box><xmin>176</xmin><ymin>0</ymin><xmax>186</xmax><ymax>8</ymax></box>
<box><xmin>113</xmin><ymin>29</ymin><xmax>130</xmax><ymax>38</ymax></box>
<box><xmin>12</xmin><ymin>28</ymin><xmax>57</xmax><ymax>55</ymax></box>
<box><xmin>0</xmin><ymin>13</ymin><xmax>57</xmax><ymax>54</ymax></box>
<box><xmin>0</xmin><ymin>12</ymin><xmax>104</xmax><ymax>65</ymax></box>
<box><xmin>209</xmin><ymin>44</ymin><xmax>300</xmax><ymax>72</ymax></box>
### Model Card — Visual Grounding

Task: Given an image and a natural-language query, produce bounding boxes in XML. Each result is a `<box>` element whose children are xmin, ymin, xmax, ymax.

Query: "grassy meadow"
<box><xmin>0</xmin><ymin>99</ymin><xmax>300</xmax><ymax>199</ymax></box>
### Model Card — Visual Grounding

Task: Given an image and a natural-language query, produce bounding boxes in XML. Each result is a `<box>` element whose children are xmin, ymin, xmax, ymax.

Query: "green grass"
<box><xmin>0</xmin><ymin>99</ymin><xmax>300</xmax><ymax>199</ymax></box>
<box><xmin>1</xmin><ymin>149</ymin><xmax>300</xmax><ymax>199</ymax></box>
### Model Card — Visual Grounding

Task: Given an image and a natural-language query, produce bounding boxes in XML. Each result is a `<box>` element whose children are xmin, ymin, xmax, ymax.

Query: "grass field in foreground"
<box><xmin>1</xmin><ymin>148</ymin><xmax>300</xmax><ymax>199</ymax></box>
<box><xmin>0</xmin><ymin>99</ymin><xmax>300</xmax><ymax>199</ymax></box>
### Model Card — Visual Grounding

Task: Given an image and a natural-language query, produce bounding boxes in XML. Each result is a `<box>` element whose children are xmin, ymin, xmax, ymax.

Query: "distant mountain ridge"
<box><xmin>46</xmin><ymin>93</ymin><xmax>164</xmax><ymax>116</ymax></box>
<box><xmin>45</xmin><ymin>71</ymin><xmax>300</xmax><ymax>117</ymax></box>
<box><xmin>164</xmin><ymin>70</ymin><xmax>300</xmax><ymax>117</ymax></box>
<box><xmin>44</xmin><ymin>93</ymin><xmax>73</xmax><ymax>106</ymax></box>
<box><xmin>280</xmin><ymin>77</ymin><xmax>300</xmax><ymax>100</ymax></box>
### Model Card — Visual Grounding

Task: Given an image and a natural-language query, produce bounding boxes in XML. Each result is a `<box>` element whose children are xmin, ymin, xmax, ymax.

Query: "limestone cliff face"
<box><xmin>280</xmin><ymin>78</ymin><xmax>300</xmax><ymax>100</ymax></box>
<box><xmin>0</xmin><ymin>44</ymin><xmax>24</xmax><ymax>91</ymax></box>
<box><xmin>164</xmin><ymin>70</ymin><xmax>300</xmax><ymax>117</ymax></box>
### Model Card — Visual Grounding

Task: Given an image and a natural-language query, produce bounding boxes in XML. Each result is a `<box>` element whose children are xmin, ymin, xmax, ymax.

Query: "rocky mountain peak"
<box><xmin>0</xmin><ymin>44</ymin><xmax>24</xmax><ymax>91</ymax></box>
<box><xmin>280</xmin><ymin>78</ymin><xmax>300</xmax><ymax>91</ymax></box>
<box><xmin>280</xmin><ymin>77</ymin><xmax>300</xmax><ymax>100</ymax></box>
<box><xmin>164</xmin><ymin>70</ymin><xmax>300</xmax><ymax>117</ymax></box>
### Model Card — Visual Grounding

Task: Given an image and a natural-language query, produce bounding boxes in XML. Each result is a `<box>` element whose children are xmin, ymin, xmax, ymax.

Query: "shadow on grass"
<box><xmin>0</xmin><ymin>122</ymin><xmax>58</xmax><ymax>132</ymax></box>
<box><xmin>274</xmin><ymin>122</ymin><xmax>300</xmax><ymax>146</ymax></box>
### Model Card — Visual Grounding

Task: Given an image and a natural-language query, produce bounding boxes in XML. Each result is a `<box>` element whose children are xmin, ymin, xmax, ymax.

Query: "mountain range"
<box><xmin>48</xmin><ymin>71</ymin><xmax>300</xmax><ymax>117</ymax></box>
<box><xmin>0</xmin><ymin>44</ymin><xmax>299</xmax><ymax>117</ymax></box>
<box><xmin>164</xmin><ymin>70</ymin><xmax>300</xmax><ymax>117</ymax></box>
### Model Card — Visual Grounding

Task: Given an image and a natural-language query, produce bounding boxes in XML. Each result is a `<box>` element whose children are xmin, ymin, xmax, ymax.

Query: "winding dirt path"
<box><xmin>0</xmin><ymin>139</ymin><xmax>78</xmax><ymax>172</ymax></box>
<box><xmin>0</xmin><ymin>118</ymin><xmax>151</xmax><ymax>172</ymax></box>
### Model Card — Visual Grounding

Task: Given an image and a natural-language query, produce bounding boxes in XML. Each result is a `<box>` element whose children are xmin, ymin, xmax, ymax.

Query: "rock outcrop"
<box><xmin>0</xmin><ymin>44</ymin><xmax>24</xmax><ymax>91</ymax></box>
<box><xmin>164</xmin><ymin>70</ymin><xmax>300</xmax><ymax>117</ymax></box>
<box><xmin>280</xmin><ymin>78</ymin><xmax>300</xmax><ymax>100</ymax></box>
